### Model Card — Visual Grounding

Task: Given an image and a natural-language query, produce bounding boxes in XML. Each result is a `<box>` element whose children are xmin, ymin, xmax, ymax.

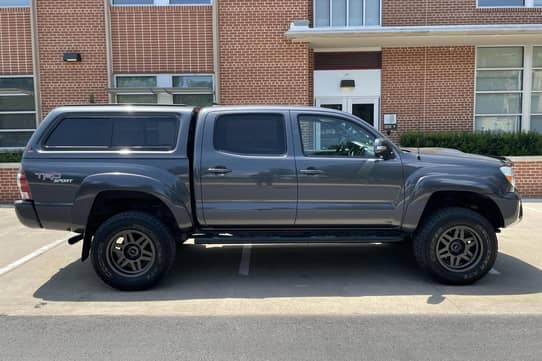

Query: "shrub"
<box><xmin>0</xmin><ymin>151</ymin><xmax>23</xmax><ymax>163</ymax></box>
<box><xmin>399</xmin><ymin>131</ymin><xmax>542</xmax><ymax>157</ymax></box>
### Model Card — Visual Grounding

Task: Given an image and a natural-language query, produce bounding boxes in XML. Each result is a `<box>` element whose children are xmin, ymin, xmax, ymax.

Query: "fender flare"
<box><xmin>401</xmin><ymin>174</ymin><xmax>498</xmax><ymax>233</ymax></box>
<box><xmin>71</xmin><ymin>172</ymin><xmax>193</xmax><ymax>232</ymax></box>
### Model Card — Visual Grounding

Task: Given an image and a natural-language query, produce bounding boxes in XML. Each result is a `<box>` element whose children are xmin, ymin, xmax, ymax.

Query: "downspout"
<box><xmin>29</xmin><ymin>0</ymin><xmax>41</xmax><ymax>120</ymax></box>
<box><xmin>104</xmin><ymin>0</ymin><xmax>114</xmax><ymax>103</ymax></box>
<box><xmin>212</xmin><ymin>0</ymin><xmax>220</xmax><ymax>103</ymax></box>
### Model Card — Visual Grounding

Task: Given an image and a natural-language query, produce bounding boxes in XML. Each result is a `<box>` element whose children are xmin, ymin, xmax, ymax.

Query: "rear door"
<box><xmin>291</xmin><ymin>110</ymin><xmax>404</xmax><ymax>226</ymax></box>
<box><xmin>199</xmin><ymin>110</ymin><xmax>297</xmax><ymax>226</ymax></box>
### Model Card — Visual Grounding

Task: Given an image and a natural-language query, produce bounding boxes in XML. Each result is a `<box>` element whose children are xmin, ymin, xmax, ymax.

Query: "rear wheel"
<box><xmin>91</xmin><ymin>211</ymin><xmax>176</xmax><ymax>291</ymax></box>
<box><xmin>413</xmin><ymin>207</ymin><xmax>498</xmax><ymax>285</ymax></box>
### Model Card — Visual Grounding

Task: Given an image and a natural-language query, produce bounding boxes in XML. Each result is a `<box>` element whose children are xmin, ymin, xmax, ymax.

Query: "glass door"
<box><xmin>315</xmin><ymin>97</ymin><xmax>379</xmax><ymax>130</ymax></box>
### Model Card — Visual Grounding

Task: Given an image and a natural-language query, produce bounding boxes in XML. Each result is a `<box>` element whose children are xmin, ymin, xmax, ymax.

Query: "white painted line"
<box><xmin>238</xmin><ymin>244</ymin><xmax>252</xmax><ymax>276</ymax></box>
<box><xmin>524</xmin><ymin>206</ymin><xmax>542</xmax><ymax>214</ymax></box>
<box><xmin>489</xmin><ymin>268</ymin><xmax>501</xmax><ymax>276</ymax></box>
<box><xmin>0</xmin><ymin>238</ymin><xmax>67</xmax><ymax>277</ymax></box>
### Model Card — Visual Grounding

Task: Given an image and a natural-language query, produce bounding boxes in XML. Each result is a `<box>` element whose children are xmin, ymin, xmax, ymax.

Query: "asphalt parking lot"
<box><xmin>1</xmin><ymin>202</ymin><xmax>542</xmax><ymax>360</ymax></box>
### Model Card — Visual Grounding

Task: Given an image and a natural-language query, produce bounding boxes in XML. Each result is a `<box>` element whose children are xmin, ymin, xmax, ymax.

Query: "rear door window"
<box><xmin>213</xmin><ymin>113</ymin><xmax>286</xmax><ymax>156</ymax></box>
<box><xmin>44</xmin><ymin>114</ymin><xmax>179</xmax><ymax>150</ymax></box>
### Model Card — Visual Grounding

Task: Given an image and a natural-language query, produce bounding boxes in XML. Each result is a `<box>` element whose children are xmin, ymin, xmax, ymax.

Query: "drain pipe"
<box><xmin>212</xmin><ymin>0</ymin><xmax>220</xmax><ymax>103</ymax></box>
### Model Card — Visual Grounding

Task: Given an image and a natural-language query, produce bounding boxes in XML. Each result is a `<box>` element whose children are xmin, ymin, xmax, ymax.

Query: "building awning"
<box><xmin>286</xmin><ymin>23</ymin><xmax>542</xmax><ymax>49</ymax></box>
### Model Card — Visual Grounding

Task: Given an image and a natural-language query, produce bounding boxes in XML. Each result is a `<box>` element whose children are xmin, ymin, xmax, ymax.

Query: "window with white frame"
<box><xmin>532</xmin><ymin>47</ymin><xmax>542</xmax><ymax>132</ymax></box>
<box><xmin>0</xmin><ymin>76</ymin><xmax>36</xmax><ymax>148</ymax></box>
<box><xmin>314</xmin><ymin>0</ymin><xmax>380</xmax><ymax>27</ymax></box>
<box><xmin>111</xmin><ymin>0</ymin><xmax>211</xmax><ymax>5</ymax></box>
<box><xmin>475</xmin><ymin>46</ymin><xmax>542</xmax><ymax>133</ymax></box>
<box><xmin>478</xmin><ymin>0</ymin><xmax>542</xmax><ymax>7</ymax></box>
<box><xmin>114</xmin><ymin>74</ymin><xmax>214</xmax><ymax>107</ymax></box>
<box><xmin>0</xmin><ymin>0</ymin><xmax>29</xmax><ymax>7</ymax></box>
<box><xmin>475</xmin><ymin>47</ymin><xmax>524</xmax><ymax>132</ymax></box>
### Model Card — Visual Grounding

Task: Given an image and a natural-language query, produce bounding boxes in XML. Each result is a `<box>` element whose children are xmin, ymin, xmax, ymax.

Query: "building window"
<box><xmin>314</xmin><ymin>0</ymin><xmax>380</xmax><ymax>27</ymax></box>
<box><xmin>475</xmin><ymin>46</ymin><xmax>542</xmax><ymax>133</ymax></box>
<box><xmin>532</xmin><ymin>47</ymin><xmax>542</xmax><ymax>132</ymax></box>
<box><xmin>111</xmin><ymin>0</ymin><xmax>211</xmax><ymax>5</ymax></box>
<box><xmin>475</xmin><ymin>47</ymin><xmax>524</xmax><ymax>132</ymax></box>
<box><xmin>114</xmin><ymin>74</ymin><xmax>214</xmax><ymax>107</ymax></box>
<box><xmin>0</xmin><ymin>0</ymin><xmax>29</xmax><ymax>7</ymax></box>
<box><xmin>478</xmin><ymin>0</ymin><xmax>542</xmax><ymax>7</ymax></box>
<box><xmin>0</xmin><ymin>76</ymin><xmax>36</xmax><ymax>148</ymax></box>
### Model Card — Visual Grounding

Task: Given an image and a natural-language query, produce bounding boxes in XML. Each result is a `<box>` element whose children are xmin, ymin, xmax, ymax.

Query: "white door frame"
<box><xmin>315</xmin><ymin>96</ymin><xmax>380</xmax><ymax>131</ymax></box>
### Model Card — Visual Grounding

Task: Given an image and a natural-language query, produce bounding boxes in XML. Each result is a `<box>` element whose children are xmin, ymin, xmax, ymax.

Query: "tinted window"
<box><xmin>112</xmin><ymin>117</ymin><xmax>178</xmax><ymax>149</ymax></box>
<box><xmin>213</xmin><ymin>114</ymin><xmax>286</xmax><ymax>156</ymax></box>
<box><xmin>45</xmin><ymin>117</ymin><xmax>112</xmax><ymax>148</ymax></box>
<box><xmin>45</xmin><ymin>115</ymin><xmax>179</xmax><ymax>150</ymax></box>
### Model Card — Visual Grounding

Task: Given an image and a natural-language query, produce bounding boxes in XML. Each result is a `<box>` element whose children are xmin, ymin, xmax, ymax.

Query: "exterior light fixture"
<box><xmin>63</xmin><ymin>52</ymin><xmax>82</xmax><ymax>62</ymax></box>
<box><xmin>340</xmin><ymin>79</ymin><xmax>355</xmax><ymax>89</ymax></box>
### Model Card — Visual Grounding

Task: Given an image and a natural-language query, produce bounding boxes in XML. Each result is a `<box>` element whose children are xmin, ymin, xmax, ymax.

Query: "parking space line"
<box><xmin>524</xmin><ymin>206</ymin><xmax>542</xmax><ymax>214</ymax></box>
<box><xmin>489</xmin><ymin>268</ymin><xmax>501</xmax><ymax>276</ymax></box>
<box><xmin>239</xmin><ymin>244</ymin><xmax>252</xmax><ymax>276</ymax></box>
<box><xmin>0</xmin><ymin>238</ymin><xmax>67</xmax><ymax>277</ymax></box>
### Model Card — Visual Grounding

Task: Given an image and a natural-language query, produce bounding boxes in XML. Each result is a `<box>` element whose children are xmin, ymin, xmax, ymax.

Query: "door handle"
<box><xmin>300</xmin><ymin>168</ymin><xmax>324</xmax><ymax>175</ymax></box>
<box><xmin>208</xmin><ymin>166</ymin><xmax>232</xmax><ymax>174</ymax></box>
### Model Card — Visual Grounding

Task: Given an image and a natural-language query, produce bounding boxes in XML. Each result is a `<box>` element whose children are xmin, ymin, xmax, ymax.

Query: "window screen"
<box><xmin>213</xmin><ymin>114</ymin><xmax>286</xmax><ymax>156</ymax></box>
<box><xmin>45</xmin><ymin>115</ymin><xmax>179</xmax><ymax>150</ymax></box>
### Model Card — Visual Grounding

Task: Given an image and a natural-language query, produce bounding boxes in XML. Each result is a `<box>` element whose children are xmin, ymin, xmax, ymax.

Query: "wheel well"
<box><xmin>86</xmin><ymin>191</ymin><xmax>182</xmax><ymax>239</ymax></box>
<box><xmin>419</xmin><ymin>191</ymin><xmax>504</xmax><ymax>231</ymax></box>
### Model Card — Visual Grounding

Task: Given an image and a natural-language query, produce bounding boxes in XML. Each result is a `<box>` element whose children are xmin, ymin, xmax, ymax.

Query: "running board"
<box><xmin>194</xmin><ymin>231</ymin><xmax>404</xmax><ymax>245</ymax></box>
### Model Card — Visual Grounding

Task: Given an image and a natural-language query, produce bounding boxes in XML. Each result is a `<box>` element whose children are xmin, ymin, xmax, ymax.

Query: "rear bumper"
<box><xmin>14</xmin><ymin>200</ymin><xmax>42</xmax><ymax>229</ymax></box>
<box><xmin>493</xmin><ymin>192</ymin><xmax>522</xmax><ymax>228</ymax></box>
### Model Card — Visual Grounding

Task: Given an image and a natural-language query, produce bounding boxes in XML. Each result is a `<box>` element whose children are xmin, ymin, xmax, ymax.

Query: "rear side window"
<box><xmin>44</xmin><ymin>115</ymin><xmax>179</xmax><ymax>150</ymax></box>
<box><xmin>213</xmin><ymin>113</ymin><xmax>286</xmax><ymax>156</ymax></box>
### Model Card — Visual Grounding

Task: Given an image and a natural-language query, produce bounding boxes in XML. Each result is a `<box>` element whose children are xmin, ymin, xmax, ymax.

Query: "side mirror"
<box><xmin>374</xmin><ymin>138</ymin><xmax>394</xmax><ymax>160</ymax></box>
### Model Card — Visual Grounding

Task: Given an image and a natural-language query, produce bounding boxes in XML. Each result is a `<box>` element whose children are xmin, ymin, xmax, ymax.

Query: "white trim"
<box><xmin>313</xmin><ymin>46</ymin><xmax>382</xmax><ymax>52</ymax></box>
<box><xmin>111</xmin><ymin>0</ymin><xmax>212</xmax><ymax>6</ymax></box>
<box><xmin>287</xmin><ymin>24</ymin><xmax>542</xmax><ymax>48</ymax></box>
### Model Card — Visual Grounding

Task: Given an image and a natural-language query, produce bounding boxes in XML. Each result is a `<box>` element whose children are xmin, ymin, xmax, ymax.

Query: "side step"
<box><xmin>194</xmin><ymin>231</ymin><xmax>404</xmax><ymax>245</ymax></box>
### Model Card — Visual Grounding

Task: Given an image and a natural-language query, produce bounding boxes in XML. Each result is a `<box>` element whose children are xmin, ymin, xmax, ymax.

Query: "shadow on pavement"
<box><xmin>34</xmin><ymin>243</ymin><xmax>542</xmax><ymax>302</ymax></box>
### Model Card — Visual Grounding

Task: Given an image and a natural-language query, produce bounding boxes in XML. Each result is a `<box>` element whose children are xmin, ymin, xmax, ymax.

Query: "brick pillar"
<box><xmin>36</xmin><ymin>0</ymin><xmax>109</xmax><ymax>118</ymax></box>
<box><xmin>218</xmin><ymin>0</ymin><xmax>313</xmax><ymax>106</ymax></box>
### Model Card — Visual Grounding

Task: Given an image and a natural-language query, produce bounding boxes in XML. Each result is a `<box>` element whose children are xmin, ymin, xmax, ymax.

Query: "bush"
<box><xmin>0</xmin><ymin>151</ymin><xmax>22</xmax><ymax>163</ymax></box>
<box><xmin>399</xmin><ymin>131</ymin><xmax>542</xmax><ymax>157</ymax></box>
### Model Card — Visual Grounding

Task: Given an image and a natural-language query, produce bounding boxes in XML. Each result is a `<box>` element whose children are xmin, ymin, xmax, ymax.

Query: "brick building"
<box><xmin>1</xmin><ymin>0</ymin><xmax>542</xmax><ymax>147</ymax></box>
<box><xmin>0</xmin><ymin>0</ymin><xmax>541</xmax><ymax>199</ymax></box>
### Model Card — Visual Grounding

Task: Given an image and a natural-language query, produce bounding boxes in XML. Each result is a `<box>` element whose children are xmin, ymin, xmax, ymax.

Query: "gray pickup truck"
<box><xmin>15</xmin><ymin>105</ymin><xmax>522</xmax><ymax>290</ymax></box>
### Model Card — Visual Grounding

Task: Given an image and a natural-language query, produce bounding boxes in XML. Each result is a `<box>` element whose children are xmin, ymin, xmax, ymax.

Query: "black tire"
<box><xmin>413</xmin><ymin>207</ymin><xmax>498</xmax><ymax>285</ymax></box>
<box><xmin>91</xmin><ymin>211</ymin><xmax>176</xmax><ymax>291</ymax></box>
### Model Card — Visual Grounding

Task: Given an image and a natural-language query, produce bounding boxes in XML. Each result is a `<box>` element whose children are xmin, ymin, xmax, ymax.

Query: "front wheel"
<box><xmin>91</xmin><ymin>211</ymin><xmax>176</xmax><ymax>291</ymax></box>
<box><xmin>413</xmin><ymin>207</ymin><xmax>498</xmax><ymax>285</ymax></box>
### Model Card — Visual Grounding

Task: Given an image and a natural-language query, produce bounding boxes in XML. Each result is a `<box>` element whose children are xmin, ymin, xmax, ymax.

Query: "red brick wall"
<box><xmin>0</xmin><ymin>8</ymin><xmax>32</xmax><ymax>75</ymax></box>
<box><xmin>383</xmin><ymin>0</ymin><xmax>542</xmax><ymax>26</ymax></box>
<box><xmin>0</xmin><ymin>166</ymin><xmax>19</xmax><ymax>203</ymax></box>
<box><xmin>512</xmin><ymin>159</ymin><xmax>542</xmax><ymax>198</ymax></box>
<box><xmin>218</xmin><ymin>0</ymin><xmax>313</xmax><ymax>105</ymax></box>
<box><xmin>36</xmin><ymin>0</ymin><xmax>109</xmax><ymax>117</ymax></box>
<box><xmin>381</xmin><ymin>47</ymin><xmax>475</xmax><ymax>138</ymax></box>
<box><xmin>111</xmin><ymin>6</ymin><xmax>213</xmax><ymax>74</ymax></box>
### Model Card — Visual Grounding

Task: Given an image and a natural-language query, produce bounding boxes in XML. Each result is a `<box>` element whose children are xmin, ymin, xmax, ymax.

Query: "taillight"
<box><xmin>17</xmin><ymin>168</ymin><xmax>32</xmax><ymax>200</ymax></box>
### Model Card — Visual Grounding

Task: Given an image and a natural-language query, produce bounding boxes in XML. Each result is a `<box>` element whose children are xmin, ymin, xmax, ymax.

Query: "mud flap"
<box><xmin>81</xmin><ymin>232</ymin><xmax>93</xmax><ymax>262</ymax></box>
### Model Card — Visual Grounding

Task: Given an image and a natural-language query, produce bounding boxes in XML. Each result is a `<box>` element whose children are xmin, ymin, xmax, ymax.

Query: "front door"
<box><xmin>316</xmin><ymin>97</ymin><xmax>380</xmax><ymax>130</ymax></box>
<box><xmin>292</xmin><ymin>110</ymin><xmax>404</xmax><ymax>226</ymax></box>
<box><xmin>199</xmin><ymin>111</ymin><xmax>298</xmax><ymax>226</ymax></box>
